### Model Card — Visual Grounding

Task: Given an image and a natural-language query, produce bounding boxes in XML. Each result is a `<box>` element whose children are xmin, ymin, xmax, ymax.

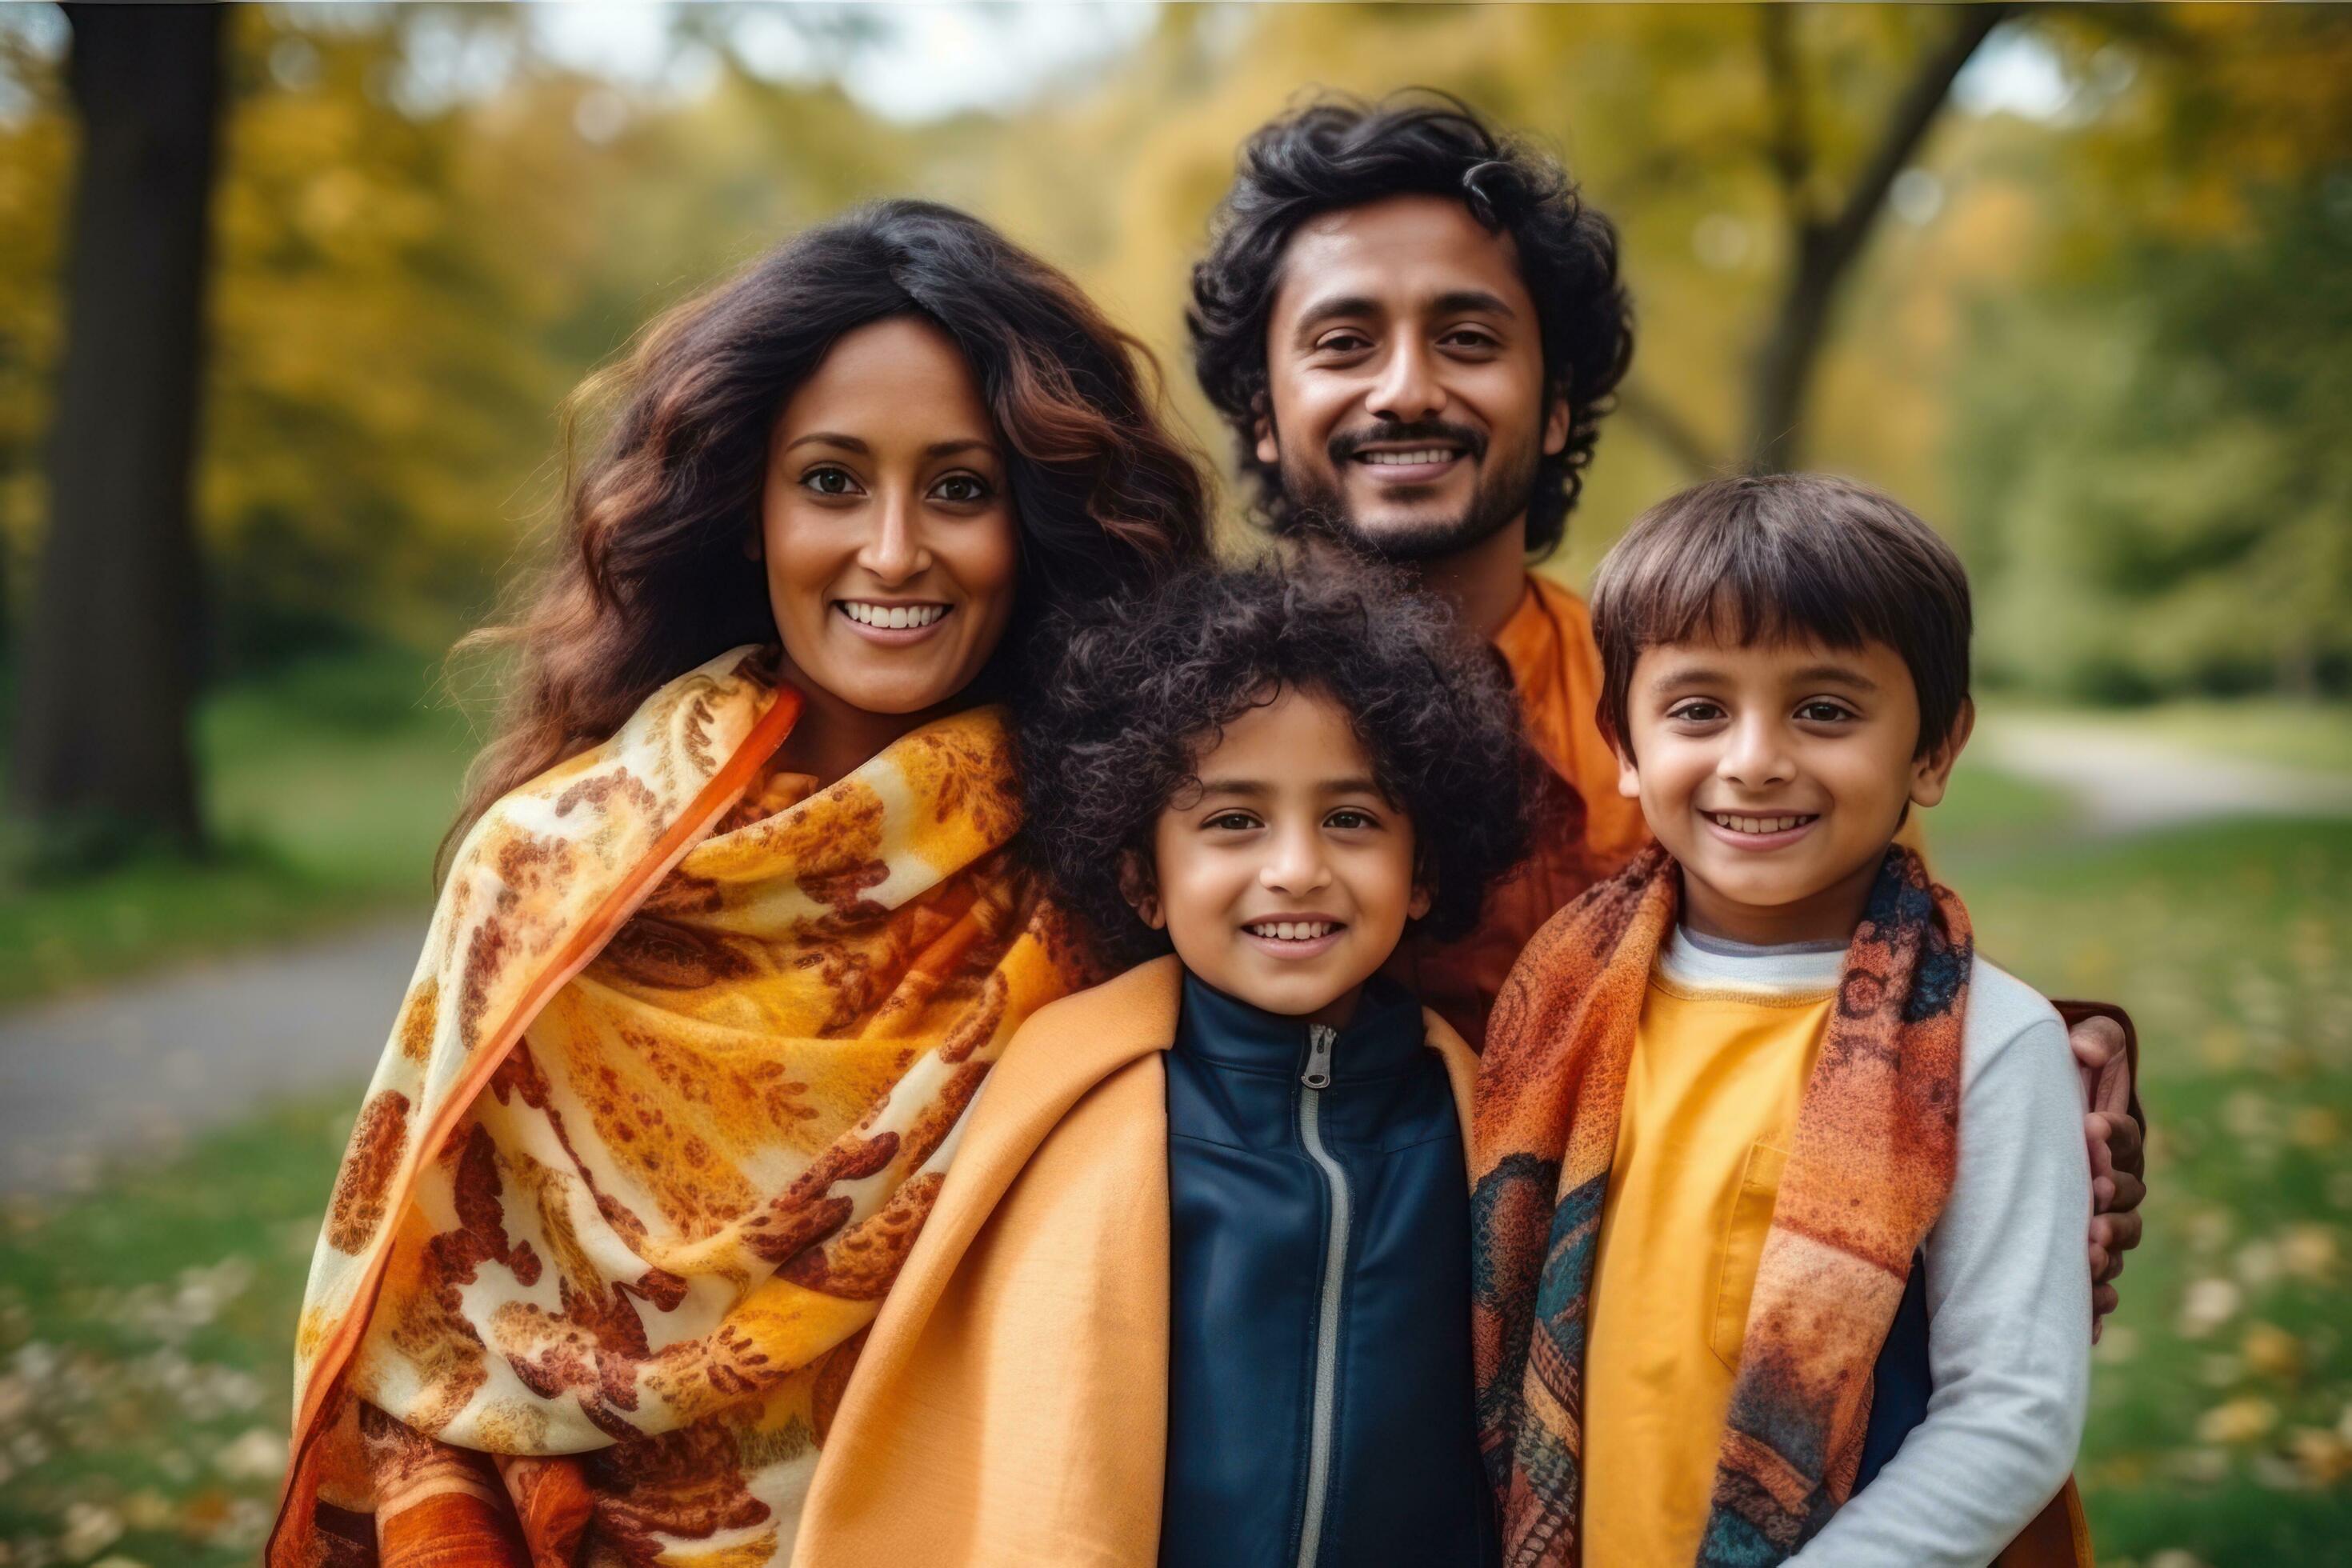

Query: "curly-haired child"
<box><xmin>793</xmin><ymin>562</ymin><xmax>1530</xmax><ymax>1566</ymax></box>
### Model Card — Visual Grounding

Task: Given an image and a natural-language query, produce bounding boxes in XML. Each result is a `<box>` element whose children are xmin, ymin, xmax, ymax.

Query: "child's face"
<box><xmin>1132</xmin><ymin>685</ymin><xmax>1430</xmax><ymax>1027</ymax></box>
<box><xmin>1615</xmin><ymin>633</ymin><xmax>1970</xmax><ymax>944</ymax></box>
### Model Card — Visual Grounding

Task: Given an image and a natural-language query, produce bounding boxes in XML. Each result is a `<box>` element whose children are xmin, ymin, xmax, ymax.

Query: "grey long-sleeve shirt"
<box><xmin>1662</xmin><ymin>932</ymin><xmax>2094</xmax><ymax>1568</ymax></box>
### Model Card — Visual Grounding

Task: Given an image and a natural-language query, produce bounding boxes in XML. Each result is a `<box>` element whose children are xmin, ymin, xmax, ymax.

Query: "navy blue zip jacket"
<box><xmin>1158</xmin><ymin>970</ymin><xmax>1496</xmax><ymax>1568</ymax></box>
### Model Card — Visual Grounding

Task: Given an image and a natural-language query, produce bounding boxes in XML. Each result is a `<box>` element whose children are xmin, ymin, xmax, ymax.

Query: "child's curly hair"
<box><xmin>1016</xmin><ymin>562</ymin><xmax>1534</xmax><ymax>967</ymax></box>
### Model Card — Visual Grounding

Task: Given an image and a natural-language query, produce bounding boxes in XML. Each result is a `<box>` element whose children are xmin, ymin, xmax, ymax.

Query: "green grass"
<box><xmin>0</xmin><ymin>1099</ymin><xmax>358</xmax><ymax>1566</ymax></box>
<box><xmin>0</xmin><ymin>644</ymin><xmax>476</xmax><ymax>1006</ymax></box>
<box><xmin>1950</xmin><ymin>817</ymin><xmax>2352</xmax><ymax>1566</ymax></box>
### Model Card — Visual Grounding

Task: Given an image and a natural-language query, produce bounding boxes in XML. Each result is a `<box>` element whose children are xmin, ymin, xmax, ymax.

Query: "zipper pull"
<box><xmin>1302</xmin><ymin>1023</ymin><xmax>1337</xmax><ymax>1090</ymax></box>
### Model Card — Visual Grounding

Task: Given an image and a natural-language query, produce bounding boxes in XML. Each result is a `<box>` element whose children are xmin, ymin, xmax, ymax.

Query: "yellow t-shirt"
<box><xmin>1580</xmin><ymin>934</ymin><xmax>1840</xmax><ymax>1567</ymax></box>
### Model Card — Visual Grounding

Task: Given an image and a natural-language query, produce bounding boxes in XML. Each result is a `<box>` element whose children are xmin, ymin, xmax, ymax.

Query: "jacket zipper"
<box><xmin>1294</xmin><ymin>1022</ymin><xmax>1349</xmax><ymax>1568</ymax></box>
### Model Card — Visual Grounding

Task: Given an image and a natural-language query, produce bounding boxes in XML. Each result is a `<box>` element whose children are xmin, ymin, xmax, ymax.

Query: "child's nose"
<box><xmin>1717</xmin><ymin>720</ymin><xmax>1796</xmax><ymax>786</ymax></box>
<box><xmin>1258</xmin><ymin>828</ymin><xmax>1333</xmax><ymax>892</ymax></box>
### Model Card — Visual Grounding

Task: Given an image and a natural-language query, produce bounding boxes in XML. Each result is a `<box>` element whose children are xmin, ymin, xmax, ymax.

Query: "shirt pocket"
<box><xmin>1710</xmin><ymin>1139</ymin><xmax>1790</xmax><ymax>1372</ymax></box>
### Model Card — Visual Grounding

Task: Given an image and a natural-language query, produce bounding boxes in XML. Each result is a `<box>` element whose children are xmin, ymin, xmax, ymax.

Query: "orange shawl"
<box><xmin>270</xmin><ymin>647</ymin><xmax>1094</xmax><ymax>1566</ymax></box>
<box><xmin>1471</xmin><ymin>845</ymin><xmax>1970</xmax><ymax>1566</ymax></box>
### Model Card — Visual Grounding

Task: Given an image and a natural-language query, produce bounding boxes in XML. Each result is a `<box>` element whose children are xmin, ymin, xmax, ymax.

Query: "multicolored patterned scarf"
<box><xmin>270</xmin><ymin>646</ymin><xmax>1095</xmax><ymax>1567</ymax></box>
<box><xmin>1470</xmin><ymin>843</ymin><xmax>1970</xmax><ymax>1568</ymax></box>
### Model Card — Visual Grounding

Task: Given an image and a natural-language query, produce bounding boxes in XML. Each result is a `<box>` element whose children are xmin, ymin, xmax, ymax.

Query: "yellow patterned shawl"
<box><xmin>270</xmin><ymin>646</ymin><xmax>1094</xmax><ymax>1567</ymax></box>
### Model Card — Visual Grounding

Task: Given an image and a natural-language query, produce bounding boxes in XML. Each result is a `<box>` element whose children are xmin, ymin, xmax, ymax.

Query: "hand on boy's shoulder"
<box><xmin>2061</xmin><ymin>1007</ymin><xmax>2145</xmax><ymax>1332</ymax></box>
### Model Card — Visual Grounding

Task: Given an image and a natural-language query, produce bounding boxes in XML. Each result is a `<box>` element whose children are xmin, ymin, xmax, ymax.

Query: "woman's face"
<box><xmin>761</xmin><ymin>314</ymin><xmax>1020</xmax><ymax>717</ymax></box>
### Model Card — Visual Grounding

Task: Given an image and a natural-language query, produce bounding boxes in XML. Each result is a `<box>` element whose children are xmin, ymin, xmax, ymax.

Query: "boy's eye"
<box><xmin>1326</xmin><ymin>808</ymin><xmax>1378</xmax><ymax>830</ymax></box>
<box><xmin>802</xmin><ymin>466</ymin><xmax>860</xmax><ymax>497</ymax></box>
<box><xmin>1203</xmin><ymin>811</ymin><xmax>1260</xmax><ymax>831</ymax></box>
<box><xmin>931</xmin><ymin>472</ymin><xmax>991</xmax><ymax>505</ymax></box>
<box><xmin>1796</xmin><ymin>699</ymin><xmax>1857</xmax><ymax>722</ymax></box>
<box><xmin>1668</xmin><ymin>701</ymin><xmax>1726</xmax><ymax>723</ymax></box>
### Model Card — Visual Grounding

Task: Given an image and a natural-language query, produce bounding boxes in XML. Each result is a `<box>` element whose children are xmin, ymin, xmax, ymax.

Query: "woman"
<box><xmin>270</xmin><ymin>200</ymin><xmax>1210</xmax><ymax>1568</ymax></box>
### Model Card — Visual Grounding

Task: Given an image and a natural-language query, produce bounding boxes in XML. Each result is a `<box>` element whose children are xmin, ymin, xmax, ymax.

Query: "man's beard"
<box><xmin>1274</xmin><ymin>420</ymin><xmax>1542</xmax><ymax>564</ymax></box>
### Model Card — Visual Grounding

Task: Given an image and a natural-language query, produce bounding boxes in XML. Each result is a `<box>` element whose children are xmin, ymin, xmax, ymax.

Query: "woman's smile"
<box><xmin>834</xmin><ymin>598</ymin><xmax>954</xmax><ymax>642</ymax></box>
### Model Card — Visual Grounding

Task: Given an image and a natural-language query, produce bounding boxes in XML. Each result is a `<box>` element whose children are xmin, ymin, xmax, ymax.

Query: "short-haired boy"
<box><xmin>1472</xmin><ymin>474</ymin><xmax>2092</xmax><ymax>1567</ymax></box>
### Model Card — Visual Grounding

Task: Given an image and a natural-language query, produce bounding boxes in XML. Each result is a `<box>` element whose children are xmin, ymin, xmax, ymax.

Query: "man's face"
<box><xmin>1256</xmin><ymin>194</ymin><xmax>1568</xmax><ymax>561</ymax></box>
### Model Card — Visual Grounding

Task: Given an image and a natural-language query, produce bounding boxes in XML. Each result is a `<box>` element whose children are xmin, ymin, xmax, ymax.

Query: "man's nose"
<box><xmin>1367</xmin><ymin>338</ymin><xmax>1446</xmax><ymax>426</ymax></box>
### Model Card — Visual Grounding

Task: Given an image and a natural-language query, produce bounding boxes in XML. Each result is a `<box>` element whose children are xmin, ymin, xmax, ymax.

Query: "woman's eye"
<box><xmin>1797</xmin><ymin>701</ymin><xmax>1856</xmax><ymax>722</ymax></box>
<box><xmin>802</xmin><ymin>467</ymin><xmax>858</xmax><ymax>497</ymax></box>
<box><xmin>1442</xmin><ymin>328</ymin><xmax>1498</xmax><ymax>350</ymax></box>
<box><xmin>931</xmin><ymin>473</ymin><xmax>991</xmax><ymax>504</ymax></box>
<box><xmin>1316</xmin><ymin>330</ymin><xmax>1372</xmax><ymax>354</ymax></box>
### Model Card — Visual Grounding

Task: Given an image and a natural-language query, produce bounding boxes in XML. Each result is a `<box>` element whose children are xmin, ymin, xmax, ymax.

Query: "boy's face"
<box><xmin>1615</xmin><ymin>634</ymin><xmax>1970</xmax><ymax>945</ymax></box>
<box><xmin>1131</xmin><ymin>685</ymin><xmax>1430</xmax><ymax>1027</ymax></box>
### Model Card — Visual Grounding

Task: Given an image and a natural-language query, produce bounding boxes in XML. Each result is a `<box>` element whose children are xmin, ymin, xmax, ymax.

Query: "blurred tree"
<box><xmin>8</xmin><ymin>2</ymin><xmax>222</xmax><ymax>854</ymax></box>
<box><xmin>1947</xmin><ymin>4</ymin><xmax>2352</xmax><ymax>701</ymax></box>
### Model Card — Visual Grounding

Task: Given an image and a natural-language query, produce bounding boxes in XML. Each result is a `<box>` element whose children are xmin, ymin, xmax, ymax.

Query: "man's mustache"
<box><xmin>1326</xmin><ymin>421</ymin><xmax>1487</xmax><ymax>466</ymax></box>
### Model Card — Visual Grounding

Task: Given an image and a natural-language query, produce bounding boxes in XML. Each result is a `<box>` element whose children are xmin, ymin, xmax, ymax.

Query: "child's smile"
<box><xmin>1134</xmin><ymin>685</ymin><xmax>1430</xmax><ymax>1028</ymax></box>
<box><xmin>1616</xmin><ymin>632</ymin><xmax>1970</xmax><ymax>946</ymax></box>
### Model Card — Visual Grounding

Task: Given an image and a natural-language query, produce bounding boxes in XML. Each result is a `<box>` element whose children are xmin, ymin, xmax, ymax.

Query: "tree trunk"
<box><xmin>1746</xmin><ymin>5</ymin><xmax>2014</xmax><ymax>474</ymax></box>
<box><xmin>7</xmin><ymin>3</ymin><xmax>224</xmax><ymax>851</ymax></box>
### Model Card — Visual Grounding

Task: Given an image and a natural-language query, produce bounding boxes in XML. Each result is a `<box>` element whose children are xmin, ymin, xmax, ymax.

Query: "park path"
<box><xmin>6</xmin><ymin>720</ymin><xmax>2351</xmax><ymax>1195</ymax></box>
<box><xmin>1976</xmin><ymin>714</ymin><xmax>2352</xmax><ymax>833</ymax></box>
<box><xmin>0</xmin><ymin>918</ymin><xmax>421</xmax><ymax>1195</ymax></box>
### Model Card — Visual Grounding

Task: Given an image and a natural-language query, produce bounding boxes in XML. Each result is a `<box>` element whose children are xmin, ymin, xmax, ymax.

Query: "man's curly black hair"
<box><xmin>1016</xmin><ymin>562</ymin><xmax>1534</xmax><ymax>968</ymax></box>
<box><xmin>1186</xmin><ymin>90</ymin><xmax>1634</xmax><ymax>560</ymax></box>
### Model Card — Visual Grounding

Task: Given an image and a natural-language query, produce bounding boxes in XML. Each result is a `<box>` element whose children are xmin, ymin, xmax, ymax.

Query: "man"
<box><xmin>1184</xmin><ymin>91</ymin><xmax>2142</xmax><ymax>1319</ymax></box>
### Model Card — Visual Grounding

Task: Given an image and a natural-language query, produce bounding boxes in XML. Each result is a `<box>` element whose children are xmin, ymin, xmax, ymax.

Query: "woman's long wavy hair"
<box><xmin>440</xmin><ymin>199</ymin><xmax>1213</xmax><ymax>882</ymax></box>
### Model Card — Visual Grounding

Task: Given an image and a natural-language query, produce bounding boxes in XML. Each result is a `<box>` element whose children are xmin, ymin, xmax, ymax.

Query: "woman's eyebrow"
<box><xmin>781</xmin><ymin>431</ymin><xmax>866</xmax><ymax>454</ymax></box>
<box><xmin>922</xmin><ymin>438</ymin><xmax>999</xmax><ymax>460</ymax></box>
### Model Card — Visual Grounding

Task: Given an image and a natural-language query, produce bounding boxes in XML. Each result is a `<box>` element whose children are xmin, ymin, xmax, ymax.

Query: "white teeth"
<box><xmin>842</xmin><ymin>602</ymin><xmax>945</xmax><ymax>629</ymax></box>
<box><xmin>1360</xmin><ymin>448</ymin><xmax>1456</xmax><ymax>466</ymax></box>
<box><xmin>1710</xmin><ymin>813</ymin><xmax>1813</xmax><ymax>834</ymax></box>
<box><xmin>1248</xmin><ymin>921</ymin><xmax>1333</xmax><ymax>941</ymax></box>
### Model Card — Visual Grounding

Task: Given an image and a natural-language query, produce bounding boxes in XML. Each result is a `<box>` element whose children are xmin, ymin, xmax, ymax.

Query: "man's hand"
<box><xmin>2072</xmin><ymin>1013</ymin><xmax>2144</xmax><ymax>1340</ymax></box>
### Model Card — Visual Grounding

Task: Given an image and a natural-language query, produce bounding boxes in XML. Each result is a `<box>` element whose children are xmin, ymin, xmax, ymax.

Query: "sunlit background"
<box><xmin>0</xmin><ymin>5</ymin><xmax>2346</xmax><ymax>1565</ymax></box>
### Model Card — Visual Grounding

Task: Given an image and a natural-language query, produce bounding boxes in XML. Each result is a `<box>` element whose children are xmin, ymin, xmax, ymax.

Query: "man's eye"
<box><xmin>933</xmin><ymin>473</ymin><xmax>990</xmax><ymax>504</ymax></box>
<box><xmin>1316</xmin><ymin>331</ymin><xmax>1372</xmax><ymax>353</ymax></box>
<box><xmin>1442</xmin><ymin>329</ymin><xmax>1498</xmax><ymax>350</ymax></box>
<box><xmin>802</xmin><ymin>467</ymin><xmax>858</xmax><ymax>497</ymax></box>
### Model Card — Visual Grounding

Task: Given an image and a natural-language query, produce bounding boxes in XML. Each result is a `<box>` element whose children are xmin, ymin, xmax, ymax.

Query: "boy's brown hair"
<box><xmin>1589</xmin><ymin>473</ymin><xmax>1972</xmax><ymax>756</ymax></box>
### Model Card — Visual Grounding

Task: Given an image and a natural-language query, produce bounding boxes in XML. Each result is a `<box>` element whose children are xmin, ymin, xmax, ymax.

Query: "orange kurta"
<box><xmin>1399</xmin><ymin>574</ymin><xmax>1649</xmax><ymax>1046</ymax></box>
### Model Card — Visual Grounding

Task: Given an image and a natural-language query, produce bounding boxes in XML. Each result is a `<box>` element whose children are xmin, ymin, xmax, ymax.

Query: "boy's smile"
<box><xmin>1132</xmin><ymin>685</ymin><xmax>1430</xmax><ymax>1028</ymax></box>
<box><xmin>1617</xmin><ymin>632</ymin><xmax>1970</xmax><ymax>946</ymax></box>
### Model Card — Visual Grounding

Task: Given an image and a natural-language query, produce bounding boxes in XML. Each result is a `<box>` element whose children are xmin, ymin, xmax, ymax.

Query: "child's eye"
<box><xmin>1668</xmin><ymin>701</ymin><xmax>1726</xmax><ymax>723</ymax></box>
<box><xmin>802</xmin><ymin>466</ymin><xmax>860</xmax><ymax>498</ymax></box>
<box><xmin>1203</xmin><ymin>811</ymin><xmax>1260</xmax><ymax>831</ymax></box>
<box><xmin>1326</xmin><ymin>808</ymin><xmax>1378</xmax><ymax>830</ymax></box>
<box><xmin>930</xmin><ymin>472</ymin><xmax>992</xmax><ymax>505</ymax></box>
<box><xmin>1796</xmin><ymin>700</ymin><xmax>1857</xmax><ymax>723</ymax></box>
